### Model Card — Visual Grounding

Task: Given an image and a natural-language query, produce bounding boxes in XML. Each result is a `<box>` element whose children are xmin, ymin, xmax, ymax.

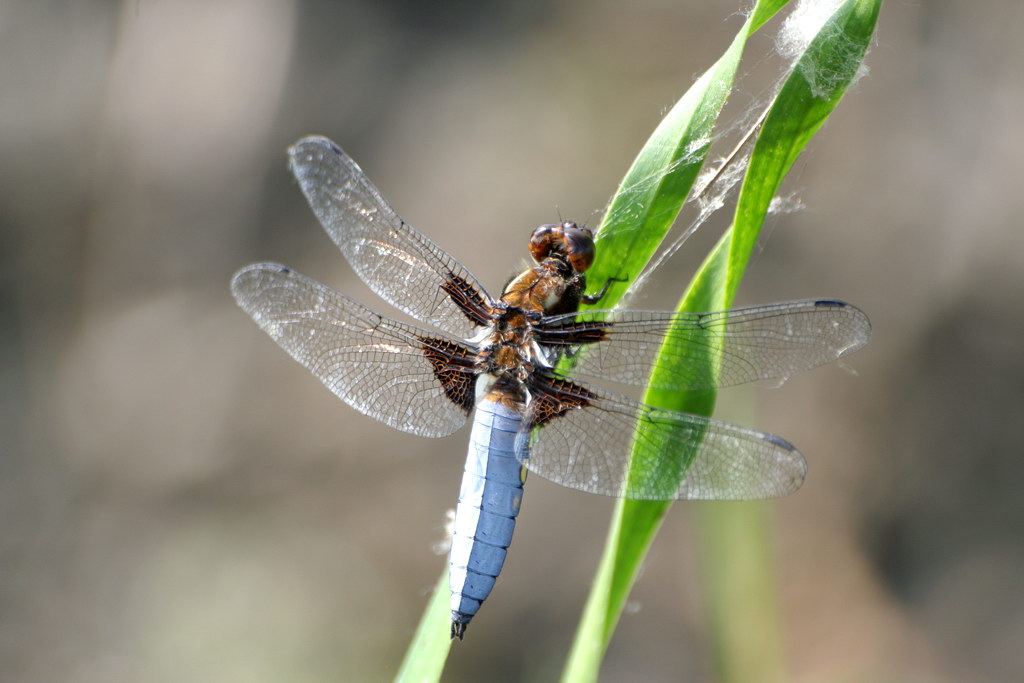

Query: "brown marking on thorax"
<box><xmin>500</xmin><ymin>261</ymin><xmax>569</xmax><ymax>314</ymax></box>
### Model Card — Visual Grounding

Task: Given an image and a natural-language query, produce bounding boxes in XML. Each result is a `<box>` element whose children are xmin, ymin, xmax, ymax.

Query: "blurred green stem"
<box><xmin>696</xmin><ymin>502</ymin><xmax>786</xmax><ymax>683</ymax></box>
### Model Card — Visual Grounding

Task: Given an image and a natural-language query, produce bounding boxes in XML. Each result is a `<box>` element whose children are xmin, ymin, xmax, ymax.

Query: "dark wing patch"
<box><xmin>419</xmin><ymin>335</ymin><xmax>478</xmax><ymax>415</ymax></box>
<box><xmin>441</xmin><ymin>273</ymin><xmax>498</xmax><ymax>328</ymax></box>
<box><xmin>526</xmin><ymin>374</ymin><xmax>597</xmax><ymax>428</ymax></box>
<box><xmin>534</xmin><ymin>319</ymin><xmax>608</xmax><ymax>346</ymax></box>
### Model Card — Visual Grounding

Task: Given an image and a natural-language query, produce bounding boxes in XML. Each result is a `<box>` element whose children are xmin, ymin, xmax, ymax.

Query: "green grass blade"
<box><xmin>563</xmin><ymin>0</ymin><xmax>881</xmax><ymax>681</ymax></box>
<box><xmin>564</xmin><ymin>235</ymin><xmax>731</xmax><ymax>683</ymax></box>
<box><xmin>561</xmin><ymin>0</ymin><xmax>791</xmax><ymax>678</ymax></box>
<box><xmin>699</xmin><ymin>3</ymin><xmax>882</xmax><ymax>681</ymax></box>
<box><xmin>582</xmin><ymin>0</ymin><xmax>792</xmax><ymax>312</ymax></box>
<box><xmin>727</xmin><ymin>0</ymin><xmax>884</xmax><ymax>301</ymax></box>
<box><xmin>394</xmin><ymin>567</ymin><xmax>452</xmax><ymax>683</ymax></box>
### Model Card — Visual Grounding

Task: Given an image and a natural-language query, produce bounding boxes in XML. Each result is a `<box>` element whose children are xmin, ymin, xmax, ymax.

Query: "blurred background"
<box><xmin>3</xmin><ymin>0</ymin><xmax>1022</xmax><ymax>681</ymax></box>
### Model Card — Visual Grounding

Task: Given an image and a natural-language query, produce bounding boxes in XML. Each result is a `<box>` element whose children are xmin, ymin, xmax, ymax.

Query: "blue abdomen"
<box><xmin>449</xmin><ymin>398</ymin><xmax>526</xmax><ymax>638</ymax></box>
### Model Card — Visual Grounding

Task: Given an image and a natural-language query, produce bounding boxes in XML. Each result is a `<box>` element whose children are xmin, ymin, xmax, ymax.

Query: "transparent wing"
<box><xmin>522</xmin><ymin>380</ymin><xmax>806</xmax><ymax>500</ymax></box>
<box><xmin>539</xmin><ymin>299</ymin><xmax>870</xmax><ymax>390</ymax></box>
<box><xmin>288</xmin><ymin>136</ymin><xmax>494</xmax><ymax>338</ymax></box>
<box><xmin>231</xmin><ymin>262</ymin><xmax>475</xmax><ymax>437</ymax></box>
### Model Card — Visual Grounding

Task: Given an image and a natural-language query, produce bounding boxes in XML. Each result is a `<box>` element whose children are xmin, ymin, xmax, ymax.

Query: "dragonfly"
<box><xmin>231</xmin><ymin>136</ymin><xmax>871</xmax><ymax>639</ymax></box>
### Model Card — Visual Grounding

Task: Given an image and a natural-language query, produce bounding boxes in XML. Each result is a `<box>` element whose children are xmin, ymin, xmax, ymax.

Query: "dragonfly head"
<box><xmin>528</xmin><ymin>221</ymin><xmax>595</xmax><ymax>274</ymax></box>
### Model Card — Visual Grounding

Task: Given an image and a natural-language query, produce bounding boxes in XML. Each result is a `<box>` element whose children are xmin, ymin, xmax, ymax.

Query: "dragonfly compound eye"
<box><xmin>559</xmin><ymin>222</ymin><xmax>595</xmax><ymax>273</ymax></box>
<box><xmin>528</xmin><ymin>221</ymin><xmax>595</xmax><ymax>273</ymax></box>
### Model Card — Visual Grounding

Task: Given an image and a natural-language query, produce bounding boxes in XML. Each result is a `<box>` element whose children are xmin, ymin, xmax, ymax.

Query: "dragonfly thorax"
<box><xmin>478</xmin><ymin>307</ymin><xmax>540</xmax><ymax>383</ymax></box>
<box><xmin>501</xmin><ymin>259</ymin><xmax>588</xmax><ymax>317</ymax></box>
